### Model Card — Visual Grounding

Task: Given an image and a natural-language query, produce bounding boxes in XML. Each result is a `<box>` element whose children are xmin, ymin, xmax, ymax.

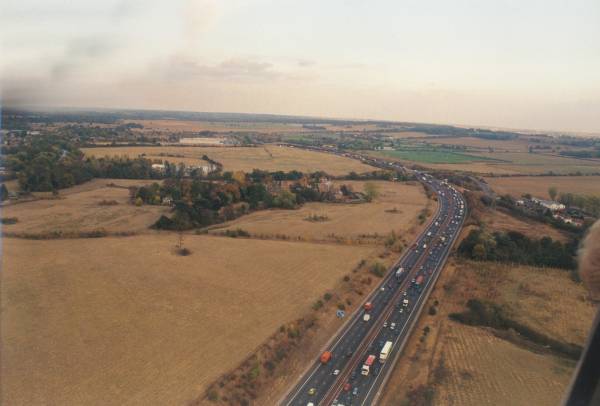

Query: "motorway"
<box><xmin>281</xmin><ymin>168</ymin><xmax>466</xmax><ymax>406</ymax></box>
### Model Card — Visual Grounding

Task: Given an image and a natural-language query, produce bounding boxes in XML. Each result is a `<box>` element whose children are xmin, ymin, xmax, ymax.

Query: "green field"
<box><xmin>378</xmin><ymin>149</ymin><xmax>496</xmax><ymax>164</ymax></box>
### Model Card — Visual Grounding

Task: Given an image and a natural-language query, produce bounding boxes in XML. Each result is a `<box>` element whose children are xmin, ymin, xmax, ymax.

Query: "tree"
<box><xmin>472</xmin><ymin>243</ymin><xmax>487</xmax><ymax>260</ymax></box>
<box><xmin>364</xmin><ymin>182</ymin><xmax>379</xmax><ymax>202</ymax></box>
<box><xmin>548</xmin><ymin>186</ymin><xmax>558</xmax><ymax>201</ymax></box>
<box><xmin>0</xmin><ymin>184</ymin><xmax>8</xmax><ymax>201</ymax></box>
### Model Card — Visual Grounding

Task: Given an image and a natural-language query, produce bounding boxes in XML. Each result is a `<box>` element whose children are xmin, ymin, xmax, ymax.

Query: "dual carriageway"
<box><xmin>282</xmin><ymin>166</ymin><xmax>466</xmax><ymax>406</ymax></box>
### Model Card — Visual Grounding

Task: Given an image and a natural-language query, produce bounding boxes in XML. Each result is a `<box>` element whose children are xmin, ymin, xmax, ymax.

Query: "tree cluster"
<box><xmin>458</xmin><ymin>229</ymin><xmax>577</xmax><ymax>270</ymax></box>
<box><xmin>136</xmin><ymin>170</ymin><xmax>347</xmax><ymax>230</ymax></box>
<box><xmin>558</xmin><ymin>192</ymin><xmax>600</xmax><ymax>217</ymax></box>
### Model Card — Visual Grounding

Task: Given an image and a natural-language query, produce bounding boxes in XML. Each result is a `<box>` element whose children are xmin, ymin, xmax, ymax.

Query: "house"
<box><xmin>151</xmin><ymin>163</ymin><xmax>166</xmax><ymax>173</ymax></box>
<box><xmin>553</xmin><ymin>213</ymin><xmax>584</xmax><ymax>227</ymax></box>
<box><xmin>184</xmin><ymin>163</ymin><xmax>217</xmax><ymax>177</ymax></box>
<box><xmin>531</xmin><ymin>197</ymin><xmax>565</xmax><ymax>211</ymax></box>
<box><xmin>317</xmin><ymin>177</ymin><xmax>334</xmax><ymax>193</ymax></box>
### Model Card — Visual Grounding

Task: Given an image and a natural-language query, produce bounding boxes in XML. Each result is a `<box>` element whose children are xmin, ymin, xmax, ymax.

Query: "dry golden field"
<box><xmin>471</xmin><ymin>152</ymin><xmax>600</xmax><ymax>175</ymax></box>
<box><xmin>482</xmin><ymin>208</ymin><xmax>569</xmax><ymax>242</ymax></box>
<box><xmin>125</xmin><ymin>119</ymin><xmax>303</xmax><ymax>133</ymax></box>
<box><xmin>215</xmin><ymin>181</ymin><xmax>428</xmax><ymax>242</ymax></box>
<box><xmin>1</xmin><ymin>235</ymin><xmax>376</xmax><ymax>406</ymax></box>
<box><xmin>436</xmin><ymin>323</ymin><xmax>574</xmax><ymax>406</ymax></box>
<box><xmin>1</xmin><ymin>179</ymin><xmax>168</xmax><ymax>235</ymax></box>
<box><xmin>484</xmin><ymin>175</ymin><xmax>600</xmax><ymax>198</ymax></box>
<box><xmin>380</xmin><ymin>150</ymin><xmax>600</xmax><ymax>175</ymax></box>
<box><xmin>385</xmin><ymin>131</ymin><xmax>430</xmax><ymax>139</ymax></box>
<box><xmin>425</xmin><ymin>136</ymin><xmax>531</xmax><ymax>152</ymax></box>
<box><xmin>82</xmin><ymin>145</ymin><xmax>373</xmax><ymax>175</ymax></box>
<box><xmin>380</xmin><ymin>258</ymin><xmax>594</xmax><ymax>406</ymax></box>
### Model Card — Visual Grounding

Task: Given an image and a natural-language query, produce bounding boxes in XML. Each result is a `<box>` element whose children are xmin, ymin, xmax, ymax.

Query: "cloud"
<box><xmin>297</xmin><ymin>59</ymin><xmax>316</xmax><ymax>67</ymax></box>
<box><xmin>49</xmin><ymin>36</ymin><xmax>118</xmax><ymax>80</ymax></box>
<box><xmin>164</xmin><ymin>56</ymin><xmax>282</xmax><ymax>81</ymax></box>
<box><xmin>183</xmin><ymin>0</ymin><xmax>220</xmax><ymax>44</ymax></box>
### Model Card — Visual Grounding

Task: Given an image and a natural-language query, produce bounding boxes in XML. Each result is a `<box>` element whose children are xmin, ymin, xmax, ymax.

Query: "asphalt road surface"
<box><xmin>281</xmin><ymin>171</ymin><xmax>466</xmax><ymax>406</ymax></box>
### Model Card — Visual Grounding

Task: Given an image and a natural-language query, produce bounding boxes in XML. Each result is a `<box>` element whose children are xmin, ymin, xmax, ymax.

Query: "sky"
<box><xmin>1</xmin><ymin>0</ymin><xmax>599</xmax><ymax>133</ymax></box>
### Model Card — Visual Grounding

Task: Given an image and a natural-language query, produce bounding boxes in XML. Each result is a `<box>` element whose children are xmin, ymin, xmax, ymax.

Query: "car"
<box><xmin>391</xmin><ymin>322</ymin><xmax>396</xmax><ymax>330</ymax></box>
<box><xmin>308</xmin><ymin>388</ymin><xmax>316</xmax><ymax>395</ymax></box>
<box><xmin>403</xmin><ymin>291</ymin><xmax>408</xmax><ymax>296</ymax></box>
<box><xmin>380</xmin><ymin>287</ymin><xmax>385</xmax><ymax>291</ymax></box>
<box><xmin>399</xmin><ymin>308</ymin><xmax>404</xmax><ymax>314</ymax></box>
<box><xmin>373</xmin><ymin>366</ymin><xmax>380</xmax><ymax>376</ymax></box>
<box><xmin>344</xmin><ymin>382</ymin><xmax>351</xmax><ymax>391</ymax></box>
<box><xmin>333</xmin><ymin>369</ymin><xmax>340</xmax><ymax>375</ymax></box>
<box><xmin>351</xmin><ymin>370</ymin><xmax>357</xmax><ymax>380</ymax></box>
<box><xmin>307</xmin><ymin>403</ymin><xmax>315</xmax><ymax>406</ymax></box>
<box><xmin>383</xmin><ymin>321</ymin><xmax>388</xmax><ymax>328</ymax></box>
<box><xmin>346</xmin><ymin>350</ymin><xmax>353</xmax><ymax>357</ymax></box>
<box><xmin>352</xmin><ymin>387</ymin><xmax>358</xmax><ymax>396</ymax></box>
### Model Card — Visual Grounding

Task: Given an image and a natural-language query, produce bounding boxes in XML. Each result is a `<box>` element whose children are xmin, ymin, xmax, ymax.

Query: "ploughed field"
<box><xmin>1</xmin><ymin>235</ymin><xmax>376</xmax><ymax>406</ymax></box>
<box><xmin>82</xmin><ymin>145</ymin><xmax>373</xmax><ymax>175</ymax></box>
<box><xmin>215</xmin><ymin>181</ymin><xmax>428</xmax><ymax>243</ymax></box>
<box><xmin>1</xmin><ymin>179</ymin><xmax>169</xmax><ymax>236</ymax></box>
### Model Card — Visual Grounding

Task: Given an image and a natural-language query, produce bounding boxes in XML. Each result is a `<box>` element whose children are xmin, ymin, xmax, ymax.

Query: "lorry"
<box><xmin>320</xmin><ymin>351</ymin><xmax>332</xmax><ymax>364</ymax></box>
<box><xmin>395</xmin><ymin>267</ymin><xmax>404</xmax><ymax>278</ymax></box>
<box><xmin>361</xmin><ymin>354</ymin><xmax>377</xmax><ymax>375</ymax></box>
<box><xmin>380</xmin><ymin>341</ymin><xmax>393</xmax><ymax>363</ymax></box>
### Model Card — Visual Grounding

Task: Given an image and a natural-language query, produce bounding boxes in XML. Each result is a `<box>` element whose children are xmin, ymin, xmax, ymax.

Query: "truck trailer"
<box><xmin>361</xmin><ymin>355</ymin><xmax>377</xmax><ymax>375</ymax></box>
<box><xmin>380</xmin><ymin>341</ymin><xmax>393</xmax><ymax>363</ymax></box>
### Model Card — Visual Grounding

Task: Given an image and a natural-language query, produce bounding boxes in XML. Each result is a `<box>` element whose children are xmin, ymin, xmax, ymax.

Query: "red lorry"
<box><xmin>320</xmin><ymin>351</ymin><xmax>332</xmax><ymax>364</ymax></box>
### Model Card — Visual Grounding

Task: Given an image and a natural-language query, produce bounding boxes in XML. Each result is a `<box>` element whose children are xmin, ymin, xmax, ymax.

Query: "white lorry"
<box><xmin>380</xmin><ymin>341</ymin><xmax>393</xmax><ymax>363</ymax></box>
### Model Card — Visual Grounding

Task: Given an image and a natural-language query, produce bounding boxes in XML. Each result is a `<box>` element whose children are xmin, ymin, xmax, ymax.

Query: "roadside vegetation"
<box><xmin>458</xmin><ymin>229</ymin><xmax>577</xmax><ymax>271</ymax></box>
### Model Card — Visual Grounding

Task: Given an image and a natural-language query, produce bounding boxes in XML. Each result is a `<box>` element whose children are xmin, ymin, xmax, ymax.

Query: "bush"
<box><xmin>428</xmin><ymin>306</ymin><xmax>437</xmax><ymax>316</ymax></box>
<box><xmin>177</xmin><ymin>247</ymin><xmax>192</xmax><ymax>256</ymax></box>
<box><xmin>450</xmin><ymin>299</ymin><xmax>582</xmax><ymax>359</ymax></box>
<box><xmin>312</xmin><ymin>300</ymin><xmax>324</xmax><ymax>311</ymax></box>
<box><xmin>370</xmin><ymin>262</ymin><xmax>386</xmax><ymax>277</ymax></box>
<box><xmin>207</xmin><ymin>390</ymin><xmax>219</xmax><ymax>401</ymax></box>
<box><xmin>337</xmin><ymin>303</ymin><xmax>346</xmax><ymax>311</ymax></box>
<box><xmin>224</xmin><ymin>228</ymin><xmax>251</xmax><ymax>238</ymax></box>
<box><xmin>323</xmin><ymin>292</ymin><xmax>332</xmax><ymax>301</ymax></box>
<box><xmin>0</xmin><ymin>217</ymin><xmax>18</xmax><ymax>225</ymax></box>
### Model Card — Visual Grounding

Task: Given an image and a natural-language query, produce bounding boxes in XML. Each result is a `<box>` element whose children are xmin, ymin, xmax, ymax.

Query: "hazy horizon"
<box><xmin>2</xmin><ymin>0</ymin><xmax>599</xmax><ymax>133</ymax></box>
